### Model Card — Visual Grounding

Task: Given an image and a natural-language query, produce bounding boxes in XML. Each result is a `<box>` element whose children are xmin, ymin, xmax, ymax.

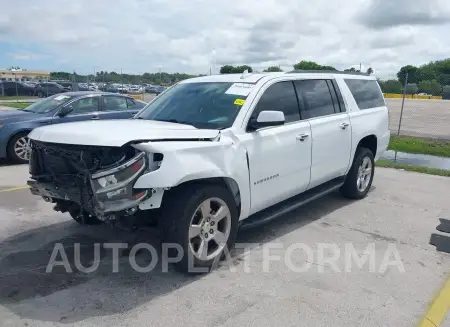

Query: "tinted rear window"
<box><xmin>344</xmin><ymin>79</ymin><xmax>385</xmax><ymax>110</ymax></box>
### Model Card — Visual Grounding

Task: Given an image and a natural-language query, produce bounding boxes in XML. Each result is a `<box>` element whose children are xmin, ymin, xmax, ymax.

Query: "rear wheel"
<box><xmin>340</xmin><ymin>147</ymin><xmax>375</xmax><ymax>199</ymax></box>
<box><xmin>161</xmin><ymin>184</ymin><xmax>239</xmax><ymax>273</ymax></box>
<box><xmin>7</xmin><ymin>132</ymin><xmax>31</xmax><ymax>163</ymax></box>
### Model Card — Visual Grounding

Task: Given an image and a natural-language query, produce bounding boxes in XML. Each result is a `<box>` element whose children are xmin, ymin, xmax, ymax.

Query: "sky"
<box><xmin>1</xmin><ymin>0</ymin><xmax>450</xmax><ymax>77</ymax></box>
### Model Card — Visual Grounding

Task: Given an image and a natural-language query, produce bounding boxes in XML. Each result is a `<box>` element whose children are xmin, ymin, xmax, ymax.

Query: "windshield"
<box><xmin>135</xmin><ymin>82</ymin><xmax>253</xmax><ymax>129</ymax></box>
<box><xmin>23</xmin><ymin>94</ymin><xmax>73</xmax><ymax>113</ymax></box>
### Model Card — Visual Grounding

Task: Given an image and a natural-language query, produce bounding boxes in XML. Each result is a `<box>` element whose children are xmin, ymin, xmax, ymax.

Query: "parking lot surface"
<box><xmin>0</xmin><ymin>164</ymin><xmax>449</xmax><ymax>327</ymax></box>
<box><xmin>386</xmin><ymin>98</ymin><xmax>450</xmax><ymax>140</ymax></box>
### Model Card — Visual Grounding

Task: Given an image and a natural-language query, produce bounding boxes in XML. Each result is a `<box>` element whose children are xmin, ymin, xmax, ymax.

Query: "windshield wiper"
<box><xmin>20</xmin><ymin>108</ymin><xmax>34</xmax><ymax>113</ymax></box>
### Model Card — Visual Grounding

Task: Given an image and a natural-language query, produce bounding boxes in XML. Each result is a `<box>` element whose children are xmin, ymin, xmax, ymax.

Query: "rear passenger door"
<box><xmin>294</xmin><ymin>79</ymin><xmax>351</xmax><ymax>189</ymax></box>
<box><xmin>100</xmin><ymin>95</ymin><xmax>137</xmax><ymax>119</ymax></box>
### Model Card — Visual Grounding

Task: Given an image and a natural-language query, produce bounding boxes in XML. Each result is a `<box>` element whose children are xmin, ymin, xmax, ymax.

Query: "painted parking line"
<box><xmin>419</xmin><ymin>277</ymin><xmax>450</xmax><ymax>327</ymax></box>
<box><xmin>0</xmin><ymin>185</ymin><xmax>30</xmax><ymax>193</ymax></box>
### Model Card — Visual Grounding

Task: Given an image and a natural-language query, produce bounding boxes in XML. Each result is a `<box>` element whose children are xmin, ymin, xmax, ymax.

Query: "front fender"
<box><xmin>132</xmin><ymin>139</ymin><xmax>251</xmax><ymax>219</ymax></box>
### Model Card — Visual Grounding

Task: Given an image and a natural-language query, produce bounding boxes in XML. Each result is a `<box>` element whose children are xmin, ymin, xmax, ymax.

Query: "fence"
<box><xmin>380</xmin><ymin>71</ymin><xmax>450</xmax><ymax>140</ymax></box>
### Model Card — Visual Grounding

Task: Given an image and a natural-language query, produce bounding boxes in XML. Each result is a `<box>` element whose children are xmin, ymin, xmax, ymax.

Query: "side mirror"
<box><xmin>248</xmin><ymin>110</ymin><xmax>285</xmax><ymax>131</ymax></box>
<box><xmin>57</xmin><ymin>105</ymin><xmax>73</xmax><ymax>117</ymax></box>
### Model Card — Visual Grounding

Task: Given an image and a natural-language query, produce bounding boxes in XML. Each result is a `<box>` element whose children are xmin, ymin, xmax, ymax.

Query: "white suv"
<box><xmin>27</xmin><ymin>70</ymin><xmax>390</xmax><ymax>272</ymax></box>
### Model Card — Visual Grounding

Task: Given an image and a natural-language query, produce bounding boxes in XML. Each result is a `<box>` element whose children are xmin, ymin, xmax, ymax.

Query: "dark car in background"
<box><xmin>0</xmin><ymin>81</ymin><xmax>35</xmax><ymax>96</ymax></box>
<box><xmin>34</xmin><ymin>82</ymin><xmax>69</xmax><ymax>97</ymax></box>
<box><xmin>145</xmin><ymin>85</ymin><xmax>166</xmax><ymax>95</ymax></box>
<box><xmin>0</xmin><ymin>92</ymin><xmax>147</xmax><ymax>163</ymax></box>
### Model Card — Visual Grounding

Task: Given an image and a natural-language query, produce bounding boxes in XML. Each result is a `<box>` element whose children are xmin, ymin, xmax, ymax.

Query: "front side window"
<box><xmin>294</xmin><ymin>80</ymin><xmax>336</xmax><ymax>119</ymax></box>
<box><xmin>344</xmin><ymin>79</ymin><xmax>385</xmax><ymax>109</ymax></box>
<box><xmin>135</xmin><ymin>82</ymin><xmax>251</xmax><ymax>129</ymax></box>
<box><xmin>251</xmin><ymin>81</ymin><xmax>300</xmax><ymax>123</ymax></box>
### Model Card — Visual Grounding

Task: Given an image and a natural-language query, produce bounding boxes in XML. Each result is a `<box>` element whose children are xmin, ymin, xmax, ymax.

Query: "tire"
<box><xmin>340</xmin><ymin>147</ymin><xmax>375</xmax><ymax>199</ymax></box>
<box><xmin>7</xmin><ymin>132</ymin><xmax>31</xmax><ymax>164</ymax></box>
<box><xmin>161</xmin><ymin>184</ymin><xmax>239</xmax><ymax>274</ymax></box>
<box><xmin>69</xmin><ymin>207</ymin><xmax>103</xmax><ymax>225</ymax></box>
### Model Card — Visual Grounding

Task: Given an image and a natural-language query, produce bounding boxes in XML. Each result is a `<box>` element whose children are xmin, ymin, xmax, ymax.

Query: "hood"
<box><xmin>0</xmin><ymin>109</ymin><xmax>40</xmax><ymax>124</ymax></box>
<box><xmin>28</xmin><ymin>119</ymin><xmax>220</xmax><ymax>147</ymax></box>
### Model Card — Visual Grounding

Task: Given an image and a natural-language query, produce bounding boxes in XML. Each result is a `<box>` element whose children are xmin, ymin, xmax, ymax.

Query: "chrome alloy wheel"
<box><xmin>357</xmin><ymin>156</ymin><xmax>372</xmax><ymax>192</ymax></box>
<box><xmin>14</xmin><ymin>136</ymin><xmax>31</xmax><ymax>161</ymax></box>
<box><xmin>188</xmin><ymin>197</ymin><xmax>232</xmax><ymax>261</ymax></box>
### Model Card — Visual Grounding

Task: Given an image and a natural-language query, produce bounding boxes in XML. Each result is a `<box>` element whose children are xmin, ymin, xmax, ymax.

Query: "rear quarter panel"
<box><xmin>335</xmin><ymin>77</ymin><xmax>390</xmax><ymax>167</ymax></box>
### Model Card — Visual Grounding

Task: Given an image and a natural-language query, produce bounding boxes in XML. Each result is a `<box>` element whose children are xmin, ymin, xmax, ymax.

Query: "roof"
<box><xmin>0</xmin><ymin>70</ymin><xmax>50</xmax><ymax>76</ymax></box>
<box><xmin>54</xmin><ymin>91</ymin><xmax>134</xmax><ymax>97</ymax></box>
<box><xmin>182</xmin><ymin>73</ymin><xmax>285</xmax><ymax>84</ymax></box>
<box><xmin>287</xmin><ymin>69</ymin><xmax>370</xmax><ymax>76</ymax></box>
<box><xmin>181</xmin><ymin>71</ymin><xmax>375</xmax><ymax>84</ymax></box>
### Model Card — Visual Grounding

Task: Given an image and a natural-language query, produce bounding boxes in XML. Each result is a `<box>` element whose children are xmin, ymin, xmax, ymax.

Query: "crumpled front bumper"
<box><xmin>28</xmin><ymin>152</ymin><xmax>150</xmax><ymax>215</ymax></box>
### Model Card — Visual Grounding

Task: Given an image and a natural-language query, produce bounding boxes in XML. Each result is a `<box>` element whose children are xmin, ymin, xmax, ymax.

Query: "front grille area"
<box><xmin>29</xmin><ymin>140</ymin><xmax>135</xmax><ymax>180</ymax></box>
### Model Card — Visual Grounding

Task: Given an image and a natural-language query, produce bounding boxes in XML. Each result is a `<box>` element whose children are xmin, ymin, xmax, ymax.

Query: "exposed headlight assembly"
<box><xmin>90</xmin><ymin>152</ymin><xmax>148</xmax><ymax>212</ymax></box>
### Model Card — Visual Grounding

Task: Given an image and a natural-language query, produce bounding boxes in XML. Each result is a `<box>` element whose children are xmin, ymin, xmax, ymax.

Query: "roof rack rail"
<box><xmin>287</xmin><ymin>69</ymin><xmax>370</xmax><ymax>76</ymax></box>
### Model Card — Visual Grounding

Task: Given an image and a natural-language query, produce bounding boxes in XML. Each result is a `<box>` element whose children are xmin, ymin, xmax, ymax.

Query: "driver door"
<box><xmin>243</xmin><ymin>81</ymin><xmax>312</xmax><ymax>214</ymax></box>
<box><xmin>53</xmin><ymin>95</ymin><xmax>101</xmax><ymax>123</ymax></box>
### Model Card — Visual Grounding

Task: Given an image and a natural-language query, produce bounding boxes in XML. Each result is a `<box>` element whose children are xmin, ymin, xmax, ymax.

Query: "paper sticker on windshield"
<box><xmin>54</xmin><ymin>95</ymin><xmax>70</xmax><ymax>101</ymax></box>
<box><xmin>225</xmin><ymin>83</ymin><xmax>254</xmax><ymax>96</ymax></box>
<box><xmin>234</xmin><ymin>99</ymin><xmax>245</xmax><ymax>106</ymax></box>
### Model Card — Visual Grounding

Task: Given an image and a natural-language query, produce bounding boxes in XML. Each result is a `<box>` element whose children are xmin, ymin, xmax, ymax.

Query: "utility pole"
<box><xmin>398</xmin><ymin>72</ymin><xmax>409</xmax><ymax>136</ymax></box>
<box><xmin>121</xmin><ymin>68</ymin><xmax>124</xmax><ymax>90</ymax></box>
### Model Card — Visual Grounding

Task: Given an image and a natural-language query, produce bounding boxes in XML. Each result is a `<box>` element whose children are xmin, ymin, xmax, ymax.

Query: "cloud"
<box><xmin>8</xmin><ymin>52</ymin><xmax>49</xmax><ymax>61</ymax></box>
<box><xmin>359</xmin><ymin>0</ymin><xmax>450</xmax><ymax>29</ymax></box>
<box><xmin>0</xmin><ymin>0</ymin><xmax>449</xmax><ymax>77</ymax></box>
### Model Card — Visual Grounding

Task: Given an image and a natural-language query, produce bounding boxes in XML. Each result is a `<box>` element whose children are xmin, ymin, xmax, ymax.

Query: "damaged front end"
<box><xmin>27</xmin><ymin>140</ymin><xmax>155</xmax><ymax>222</ymax></box>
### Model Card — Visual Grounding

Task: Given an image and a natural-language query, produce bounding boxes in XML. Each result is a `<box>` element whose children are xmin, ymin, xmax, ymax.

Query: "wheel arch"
<box><xmin>165</xmin><ymin>177</ymin><xmax>242</xmax><ymax>218</ymax></box>
<box><xmin>356</xmin><ymin>134</ymin><xmax>378</xmax><ymax>157</ymax></box>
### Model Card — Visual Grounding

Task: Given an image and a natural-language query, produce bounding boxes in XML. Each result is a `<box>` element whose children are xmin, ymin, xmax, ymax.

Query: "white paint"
<box><xmin>29</xmin><ymin>71</ymin><xmax>390</xmax><ymax>221</ymax></box>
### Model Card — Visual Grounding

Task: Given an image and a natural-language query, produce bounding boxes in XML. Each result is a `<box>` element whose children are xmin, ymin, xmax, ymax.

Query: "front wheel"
<box><xmin>161</xmin><ymin>184</ymin><xmax>239</xmax><ymax>273</ymax></box>
<box><xmin>340</xmin><ymin>147</ymin><xmax>375</xmax><ymax>199</ymax></box>
<box><xmin>69</xmin><ymin>207</ymin><xmax>103</xmax><ymax>225</ymax></box>
<box><xmin>7</xmin><ymin>132</ymin><xmax>31</xmax><ymax>163</ymax></box>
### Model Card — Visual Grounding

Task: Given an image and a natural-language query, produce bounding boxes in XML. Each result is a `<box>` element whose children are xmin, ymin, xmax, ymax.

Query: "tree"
<box><xmin>263</xmin><ymin>66</ymin><xmax>283</xmax><ymax>72</ymax></box>
<box><xmin>234</xmin><ymin>65</ymin><xmax>253</xmax><ymax>73</ymax></box>
<box><xmin>293</xmin><ymin>61</ymin><xmax>336</xmax><ymax>71</ymax></box>
<box><xmin>418</xmin><ymin>80</ymin><xmax>441</xmax><ymax>95</ymax></box>
<box><xmin>219</xmin><ymin>65</ymin><xmax>253</xmax><ymax>74</ymax></box>
<box><xmin>379</xmin><ymin>79</ymin><xmax>402</xmax><ymax>93</ymax></box>
<box><xmin>442</xmin><ymin>85</ymin><xmax>450</xmax><ymax>100</ymax></box>
<box><xmin>405</xmin><ymin>83</ymin><xmax>418</xmax><ymax>94</ymax></box>
<box><xmin>397</xmin><ymin>65</ymin><xmax>420</xmax><ymax>85</ymax></box>
<box><xmin>366</xmin><ymin>67</ymin><xmax>373</xmax><ymax>75</ymax></box>
<box><xmin>344</xmin><ymin>67</ymin><xmax>359</xmax><ymax>72</ymax></box>
<box><xmin>220</xmin><ymin>65</ymin><xmax>234</xmax><ymax>74</ymax></box>
<box><xmin>437</xmin><ymin>73</ymin><xmax>450</xmax><ymax>86</ymax></box>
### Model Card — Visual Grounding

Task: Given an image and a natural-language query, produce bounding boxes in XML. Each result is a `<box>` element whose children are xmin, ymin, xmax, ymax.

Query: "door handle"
<box><xmin>296</xmin><ymin>133</ymin><xmax>309</xmax><ymax>141</ymax></box>
<box><xmin>91</xmin><ymin>116</ymin><xmax>100</xmax><ymax>120</ymax></box>
<box><xmin>340</xmin><ymin>122</ymin><xmax>349</xmax><ymax>130</ymax></box>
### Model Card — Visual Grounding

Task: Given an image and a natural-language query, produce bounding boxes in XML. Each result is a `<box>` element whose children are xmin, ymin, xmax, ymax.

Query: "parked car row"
<box><xmin>0</xmin><ymin>81</ymin><xmax>70</xmax><ymax>97</ymax></box>
<box><xmin>0</xmin><ymin>80</ymin><xmax>169</xmax><ymax>98</ymax></box>
<box><xmin>0</xmin><ymin>92</ymin><xmax>147</xmax><ymax>162</ymax></box>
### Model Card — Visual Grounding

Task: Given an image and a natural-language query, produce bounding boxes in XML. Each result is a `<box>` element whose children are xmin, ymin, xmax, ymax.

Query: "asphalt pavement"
<box><xmin>0</xmin><ymin>164</ymin><xmax>449</xmax><ymax>326</ymax></box>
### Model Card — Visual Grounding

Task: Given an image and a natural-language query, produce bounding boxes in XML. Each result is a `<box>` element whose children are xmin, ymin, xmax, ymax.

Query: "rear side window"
<box><xmin>294</xmin><ymin>80</ymin><xmax>336</xmax><ymax>119</ymax></box>
<box><xmin>344</xmin><ymin>79</ymin><xmax>385</xmax><ymax>109</ymax></box>
<box><xmin>251</xmin><ymin>81</ymin><xmax>300</xmax><ymax>123</ymax></box>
